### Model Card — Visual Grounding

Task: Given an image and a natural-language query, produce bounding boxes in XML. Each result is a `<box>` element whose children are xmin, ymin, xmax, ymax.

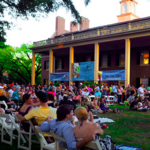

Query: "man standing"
<box><xmin>40</xmin><ymin>104</ymin><xmax>95</xmax><ymax>150</ymax></box>
<box><xmin>138</xmin><ymin>84</ymin><xmax>144</xmax><ymax>100</ymax></box>
<box><xmin>125</xmin><ymin>84</ymin><xmax>132</xmax><ymax>99</ymax></box>
<box><xmin>48</xmin><ymin>83</ymin><xmax>56</xmax><ymax>93</ymax></box>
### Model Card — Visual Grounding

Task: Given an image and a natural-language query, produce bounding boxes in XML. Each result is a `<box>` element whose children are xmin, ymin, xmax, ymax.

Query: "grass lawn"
<box><xmin>99</xmin><ymin>105</ymin><xmax>150</xmax><ymax>150</ymax></box>
<box><xmin>0</xmin><ymin>105</ymin><xmax>150</xmax><ymax>150</ymax></box>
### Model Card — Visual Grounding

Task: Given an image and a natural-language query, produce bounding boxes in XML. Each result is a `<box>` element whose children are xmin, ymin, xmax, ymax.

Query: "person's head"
<box><xmin>3</xmin><ymin>85</ymin><xmax>7</xmax><ymax>90</ymax></box>
<box><xmin>103</xmin><ymin>84</ymin><xmax>106</xmax><ymax>88</ymax></box>
<box><xmin>88</xmin><ymin>85</ymin><xmax>90</xmax><ymax>87</ymax></box>
<box><xmin>73</xmin><ymin>83</ymin><xmax>75</xmax><ymax>86</ymax></box>
<box><xmin>85</xmin><ymin>89</ymin><xmax>88</xmax><ymax>93</ymax></box>
<box><xmin>16</xmin><ymin>82</ymin><xmax>18</xmax><ymax>85</ymax></box>
<box><xmin>44</xmin><ymin>84</ymin><xmax>47</xmax><ymax>88</ymax></box>
<box><xmin>50</xmin><ymin>83</ymin><xmax>53</xmax><ymax>87</ymax></box>
<box><xmin>0</xmin><ymin>108</ymin><xmax>5</xmax><ymax>114</ymax></box>
<box><xmin>17</xmin><ymin>86</ymin><xmax>21</xmax><ymax>91</ymax></box>
<box><xmin>23</xmin><ymin>93</ymin><xmax>33</xmax><ymax>104</ymax></box>
<box><xmin>79</xmin><ymin>88</ymin><xmax>82</xmax><ymax>92</ymax></box>
<box><xmin>85</xmin><ymin>105</ymin><xmax>92</xmax><ymax>112</ymax></box>
<box><xmin>128</xmin><ymin>84</ymin><xmax>130</xmax><ymax>88</ymax></box>
<box><xmin>51</xmin><ymin>88</ymin><xmax>54</xmax><ymax>92</ymax></box>
<box><xmin>100</xmin><ymin>96</ymin><xmax>105</xmax><ymax>103</ymax></box>
<box><xmin>135</xmin><ymin>96</ymin><xmax>139</xmax><ymax>101</ymax></box>
<box><xmin>91</xmin><ymin>88</ymin><xmax>93</xmax><ymax>92</ymax></box>
<box><xmin>68</xmin><ymin>96</ymin><xmax>72</xmax><ymax>101</ymax></box>
<box><xmin>29</xmin><ymin>87</ymin><xmax>32</xmax><ymax>91</ymax></box>
<box><xmin>96</xmin><ymin>89</ymin><xmax>99</xmax><ymax>93</ymax></box>
<box><xmin>57</xmin><ymin>104</ymin><xmax>74</xmax><ymax>121</ymax></box>
<box><xmin>38</xmin><ymin>91</ymin><xmax>48</xmax><ymax>103</ymax></box>
<box><xmin>140</xmin><ymin>84</ymin><xmax>144</xmax><ymax>88</ymax></box>
<box><xmin>11</xmin><ymin>85</ymin><xmax>16</xmax><ymax>91</ymax></box>
<box><xmin>48</xmin><ymin>93</ymin><xmax>54</xmax><ymax>101</ymax></box>
<box><xmin>75</xmin><ymin>107</ymin><xmax>88</xmax><ymax>122</ymax></box>
<box><xmin>75</xmin><ymin>91</ymin><xmax>79</xmax><ymax>96</ymax></box>
<box><xmin>80</xmin><ymin>83</ymin><xmax>83</xmax><ymax>86</ymax></box>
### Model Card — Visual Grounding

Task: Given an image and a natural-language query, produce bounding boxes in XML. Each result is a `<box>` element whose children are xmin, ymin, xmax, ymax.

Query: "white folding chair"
<box><xmin>35</xmin><ymin>126</ymin><xmax>55</xmax><ymax>150</ymax></box>
<box><xmin>0</xmin><ymin>113</ymin><xmax>26</xmax><ymax>145</ymax></box>
<box><xmin>0</xmin><ymin>101</ymin><xmax>8</xmax><ymax>110</ymax></box>
<box><xmin>84</xmin><ymin>140</ymin><xmax>102</xmax><ymax>150</ymax></box>
<box><xmin>106</xmin><ymin>96</ymin><xmax>114</xmax><ymax>105</ymax></box>
<box><xmin>15</xmin><ymin>116</ymin><xmax>39</xmax><ymax>150</ymax></box>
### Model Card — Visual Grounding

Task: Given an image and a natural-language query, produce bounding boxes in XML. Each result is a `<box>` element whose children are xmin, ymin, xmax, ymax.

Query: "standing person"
<box><xmin>117</xmin><ymin>85</ymin><xmax>123</xmax><ymax>104</ymax></box>
<box><xmin>112</xmin><ymin>83</ymin><xmax>117</xmax><ymax>95</ymax></box>
<box><xmin>101</xmin><ymin>84</ymin><xmax>108</xmax><ymax>96</ymax></box>
<box><xmin>44</xmin><ymin>84</ymin><xmax>48</xmax><ymax>93</ymax></box>
<box><xmin>138</xmin><ymin>84</ymin><xmax>145</xmax><ymax>100</ymax></box>
<box><xmin>125</xmin><ymin>84</ymin><xmax>132</xmax><ymax>99</ymax></box>
<box><xmin>48</xmin><ymin>83</ymin><xmax>56</xmax><ymax>93</ymax></box>
<box><xmin>48</xmin><ymin>88</ymin><xmax>57</xmax><ymax>98</ymax></box>
<box><xmin>109</xmin><ymin>84</ymin><xmax>113</xmax><ymax>95</ymax></box>
<box><xmin>58</xmin><ymin>91</ymin><xmax>64</xmax><ymax>101</ymax></box>
<box><xmin>78</xmin><ymin>83</ymin><xmax>83</xmax><ymax>89</ymax></box>
<box><xmin>87</xmin><ymin>85</ymin><xmax>91</xmax><ymax>93</ymax></box>
<box><xmin>73</xmin><ymin>83</ymin><xmax>77</xmax><ymax>93</ymax></box>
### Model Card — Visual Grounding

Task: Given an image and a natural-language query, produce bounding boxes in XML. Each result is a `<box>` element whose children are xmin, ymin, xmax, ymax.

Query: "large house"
<box><xmin>31</xmin><ymin>0</ymin><xmax>150</xmax><ymax>88</ymax></box>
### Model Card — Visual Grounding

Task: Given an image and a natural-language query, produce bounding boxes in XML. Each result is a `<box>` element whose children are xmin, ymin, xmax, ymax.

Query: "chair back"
<box><xmin>0</xmin><ymin>101</ymin><xmax>8</xmax><ymax>110</ymax></box>
<box><xmin>84</xmin><ymin>140</ymin><xmax>102</xmax><ymax>150</ymax></box>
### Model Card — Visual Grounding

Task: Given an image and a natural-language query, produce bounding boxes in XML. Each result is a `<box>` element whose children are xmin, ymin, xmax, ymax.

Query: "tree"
<box><xmin>0</xmin><ymin>0</ymin><xmax>91</xmax><ymax>43</ymax></box>
<box><xmin>0</xmin><ymin>44</ymin><xmax>41</xmax><ymax>84</ymax></box>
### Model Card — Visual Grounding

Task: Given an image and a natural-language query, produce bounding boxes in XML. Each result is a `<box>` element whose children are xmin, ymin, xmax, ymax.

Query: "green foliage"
<box><xmin>0</xmin><ymin>44</ymin><xmax>41</xmax><ymax>84</ymax></box>
<box><xmin>53</xmin><ymin>82</ymin><xmax>61</xmax><ymax>86</ymax></box>
<box><xmin>82</xmin><ymin>81</ymin><xmax>100</xmax><ymax>88</ymax></box>
<box><xmin>0</xmin><ymin>0</ymin><xmax>91</xmax><ymax>43</ymax></box>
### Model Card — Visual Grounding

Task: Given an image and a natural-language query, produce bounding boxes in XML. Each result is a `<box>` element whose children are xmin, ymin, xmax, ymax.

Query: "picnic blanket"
<box><xmin>74</xmin><ymin>116</ymin><xmax>115</xmax><ymax>123</ymax></box>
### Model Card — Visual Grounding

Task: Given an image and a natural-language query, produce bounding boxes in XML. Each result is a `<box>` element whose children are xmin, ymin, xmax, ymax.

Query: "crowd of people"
<box><xmin>0</xmin><ymin>81</ymin><xmax>150</xmax><ymax>150</ymax></box>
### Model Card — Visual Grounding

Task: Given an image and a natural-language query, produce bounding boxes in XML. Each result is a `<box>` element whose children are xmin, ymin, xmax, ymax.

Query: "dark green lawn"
<box><xmin>0</xmin><ymin>105</ymin><xmax>150</xmax><ymax>150</ymax></box>
<box><xmin>99</xmin><ymin>105</ymin><xmax>150</xmax><ymax>150</ymax></box>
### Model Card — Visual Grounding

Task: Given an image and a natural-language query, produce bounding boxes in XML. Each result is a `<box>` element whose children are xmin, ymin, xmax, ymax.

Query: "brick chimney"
<box><xmin>56</xmin><ymin>16</ymin><xmax>65</xmax><ymax>36</ymax></box>
<box><xmin>70</xmin><ymin>22</ymin><xmax>78</xmax><ymax>32</ymax></box>
<box><xmin>79</xmin><ymin>17</ymin><xmax>89</xmax><ymax>31</ymax></box>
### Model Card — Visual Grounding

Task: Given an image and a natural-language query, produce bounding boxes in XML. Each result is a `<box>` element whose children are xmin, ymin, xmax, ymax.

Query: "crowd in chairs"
<box><xmin>0</xmin><ymin>81</ymin><xmax>150</xmax><ymax>150</ymax></box>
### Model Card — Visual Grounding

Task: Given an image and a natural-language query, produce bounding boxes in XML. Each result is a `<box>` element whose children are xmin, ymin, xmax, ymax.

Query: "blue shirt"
<box><xmin>12</xmin><ymin>90</ymin><xmax>20</xmax><ymax>100</ymax></box>
<box><xmin>95</xmin><ymin>91</ymin><xmax>101</xmax><ymax>97</ymax></box>
<box><xmin>112</xmin><ymin>85</ymin><xmax>117</xmax><ymax>93</ymax></box>
<box><xmin>40</xmin><ymin>119</ymin><xmax>77</xmax><ymax>150</ymax></box>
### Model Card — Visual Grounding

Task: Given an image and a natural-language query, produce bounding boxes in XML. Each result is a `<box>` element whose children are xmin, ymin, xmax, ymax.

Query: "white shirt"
<box><xmin>58</xmin><ymin>95</ymin><xmax>64</xmax><ymax>101</ymax></box>
<box><xmin>8</xmin><ymin>89</ymin><xmax>14</xmax><ymax>101</ymax></box>
<box><xmin>82</xmin><ymin>91</ymin><xmax>89</xmax><ymax>96</ymax></box>
<box><xmin>138</xmin><ymin>87</ymin><xmax>144</xmax><ymax>97</ymax></box>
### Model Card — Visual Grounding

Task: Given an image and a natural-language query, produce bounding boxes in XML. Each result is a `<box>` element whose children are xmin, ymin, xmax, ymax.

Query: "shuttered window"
<box><xmin>101</xmin><ymin>55</ymin><xmax>108</xmax><ymax>67</ymax></box>
<box><xmin>44</xmin><ymin>61</ymin><xmax>49</xmax><ymax>70</ymax></box>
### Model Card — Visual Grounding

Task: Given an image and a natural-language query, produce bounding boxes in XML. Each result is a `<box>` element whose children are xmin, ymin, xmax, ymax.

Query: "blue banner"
<box><xmin>101</xmin><ymin>70</ymin><xmax>125</xmax><ymax>81</ymax></box>
<box><xmin>72</xmin><ymin>62</ymin><xmax>94</xmax><ymax>81</ymax></box>
<box><xmin>50</xmin><ymin>72</ymin><xmax>69</xmax><ymax>81</ymax></box>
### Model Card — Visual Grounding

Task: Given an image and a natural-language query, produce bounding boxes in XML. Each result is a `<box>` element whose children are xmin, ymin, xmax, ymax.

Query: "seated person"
<box><xmin>81</xmin><ymin>97</ymin><xmax>87</xmax><ymax>106</ymax></box>
<box><xmin>85</xmin><ymin>105</ymin><xmax>93</xmax><ymax>123</ymax></box>
<box><xmin>123</xmin><ymin>99</ymin><xmax>130</xmax><ymax>106</ymax></box>
<box><xmin>74</xmin><ymin>107</ymin><xmax>103</xmax><ymax>141</ymax></box>
<box><xmin>40</xmin><ymin>104</ymin><xmax>94</xmax><ymax>150</ymax></box>
<box><xmin>95</xmin><ymin>89</ymin><xmax>101</xmax><ymax>98</ymax></box>
<box><xmin>82</xmin><ymin>89</ymin><xmax>89</xmax><ymax>97</ymax></box>
<box><xmin>145</xmin><ymin>98</ymin><xmax>150</xmax><ymax>109</ymax></box>
<box><xmin>48</xmin><ymin>88</ymin><xmax>56</xmax><ymax>98</ymax></box>
<box><xmin>59</xmin><ymin>96</ymin><xmax>76</xmax><ymax>111</ymax></box>
<box><xmin>0</xmin><ymin>107</ymin><xmax>5</xmax><ymax>114</ymax></box>
<box><xmin>90</xmin><ymin>98</ymin><xmax>103</xmax><ymax>113</ymax></box>
<box><xmin>130</xmin><ymin>96</ymin><xmax>139</xmax><ymax>110</ymax></box>
<box><xmin>73</xmin><ymin>92</ymin><xmax>81</xmax><ymax>103</ymax></box>
<box><xmin>47</xmin><ymin>93</ymin><xmax>58</xmax><ymax>108</ymax></box>
<box><xmin>89</xmin><ymin>88</ymin><xmax>95</xmax><ymax>96</ymax></box>
<box><xmin>99</xmin><ymin>96</ymin><xmax>114</xmax><ymax>113</ymax></box>
<box><xmin>137</xmin><ymin>99</ymin><xmax>148</xmax><ymax>111</ymax></box>
<box><xmin>16</xmin><ymin>92</ymin><xmax>57</xmax><ymax>126</ymax></box>
<box><xmin>18</xmin><ymin>93</ymin><xmax>33</xmax><ymax>132</ymax></box>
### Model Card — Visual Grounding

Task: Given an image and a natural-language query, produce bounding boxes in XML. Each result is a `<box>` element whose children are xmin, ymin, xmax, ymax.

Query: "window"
<box><xmin>123</xmin><ymin>3</ymin><xmax>127</xmax><ymax>13</ymax></box>
<box><xmin>120</xmin><ymin>53</ymin><xmax>125</xmax><ymax>66</ymax></box>
<box><xmin>140</xmin><ymin>51</ymin><xmax>149</xmax><ymax>65</ymax></box>
<box><xmin>132</xmin><ymin>3</ymin><xmax>135</xmax><ymax>14</ymax></box>
<box><xmin>142</xmin><ymin>78</ymin><xmax>149</xmax><ymax>88</ymax></box>
<box><xmin>57</xmin><ymin>59</ymin><xmax>62</xmax><ymax>70</ymax></box>
<box><xmin>44</xmin><ymin>61</ymin><xmax>49</xmax><ymax>70</ymax></box>
<box><xmin>101</xmin><ymin>55</ymin><xmax>108</xmax><ymax>67</ymax></box>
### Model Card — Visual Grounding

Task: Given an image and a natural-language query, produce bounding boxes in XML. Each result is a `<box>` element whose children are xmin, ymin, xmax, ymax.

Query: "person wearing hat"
<box><xmin>74</xmin><ymin>107</ymin><xmax>103</xmax><ymax>140</ymax></box>
<box><xmin>78</xmin><ymin>83</ymin><xmax>83</xmax><ymax>89</ymax></box>
<box><xmin>41</xmin><ymin>104</ymin><xmax>95</xmax><ymax>150</ymax></box>
<box><xmin>16</xmin><ymin>91</ymin><xmax>57</xmax><ymax>126</ymax></box>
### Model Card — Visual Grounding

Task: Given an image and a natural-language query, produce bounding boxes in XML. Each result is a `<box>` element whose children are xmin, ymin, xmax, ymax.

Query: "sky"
<box><xmin>5</xmin><ymin>0</ymin><xmax>150</xmax><ymax>47</ymax></box>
